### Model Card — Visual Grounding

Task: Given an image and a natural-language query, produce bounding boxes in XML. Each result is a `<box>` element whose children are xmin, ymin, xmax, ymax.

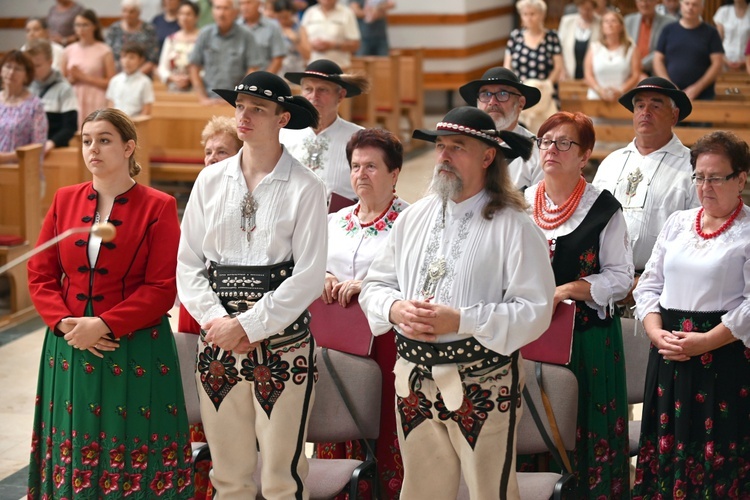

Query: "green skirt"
<box><xmin>27</xmin><ymin>308</ymin><xmax>194</xmax><ymax>499</ymax></box>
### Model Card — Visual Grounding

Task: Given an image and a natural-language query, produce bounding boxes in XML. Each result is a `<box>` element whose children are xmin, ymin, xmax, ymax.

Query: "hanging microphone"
<box><xmin>0</xmin><ymin>222</ymin><xmax>117</xmax><ymax>275</ymax></box>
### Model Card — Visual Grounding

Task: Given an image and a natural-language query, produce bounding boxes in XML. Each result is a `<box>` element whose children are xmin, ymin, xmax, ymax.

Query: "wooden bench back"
<box><xmin>394</xmin><ymin>48</ymin><xmax>425</xmax><ymax>132</ymax></box>
<box><xmin>0</xmin><ymin>144</ymin><xmax>43</xmax><ymax>244</ymax></box>
<box><xmin>150</xmin><ymin>102</ymin><xmax>234</xmax><ymax>162</ymax></box>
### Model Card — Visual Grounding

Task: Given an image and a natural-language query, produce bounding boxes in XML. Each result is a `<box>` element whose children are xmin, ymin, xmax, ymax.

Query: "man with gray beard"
<box><xmin>460</xmin><ymin>67</ymin><xmax>543</xmax><ymax>190</ymax></box>
<box><xmin>359</xmin><ymin>106</ymin><xmax>556</xmax><ymax>500</ymax></box>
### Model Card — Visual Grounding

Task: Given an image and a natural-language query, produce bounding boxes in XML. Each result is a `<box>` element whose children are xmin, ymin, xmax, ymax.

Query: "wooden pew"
<box><xmin>148</xmin><ymin>102</ymin><xmax>233</xmax><ymax>184</ymax></box>
<box><xmin>350</xmin><ymin>57</ymin><xmax>376</xmax><ymax>128</ymax></box>
<box><xmin>558</xmin><ymin>79</ymin><xmax>589</xmax><ymax>100</ymax></box>
<box><xmin>42</xmin><ymin>135</ymin><xmax>87</xmax><ymax>217</ymax></box>
<box><xmin>153</xmin><ymin>89</ymin><xmax>199</xmax><ymax>103</ymax></box>
<box><xmin>394</xmin><ymin>48</ymin><xmax>425</xmax><ymax>137</ymax></box>
<box><xmin>0</xmin><ymin>144</ymin><xmax>43</xmax><ymax>329</ymax></box>
<box><xmin>560</xmin><ymin>98</ymin><xmax>750</xmax><ymax>160</ymax></box>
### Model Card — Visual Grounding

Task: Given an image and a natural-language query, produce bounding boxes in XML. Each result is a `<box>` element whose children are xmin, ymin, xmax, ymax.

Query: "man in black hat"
<box><xmin>177</xmin><ymin>71</ymin><xmax>327</xmax><ymax>498</ymax></box>
<box><xmin>593</xmin><ymin>76</ymin><xmax>699</xmax><ymax>277</ymax></box>
<box><xmin>460</xmin><ymin>66</ymin><xmax>543</xmax><ymax>190</ymax></box>
<box><xmin>360</xmin><ymin>106</ymin><xmax>556</xmax><ymax>500</ymax></box>
<box><xmin>281</xmin><ymin>59</ymin><xmax>370</xmax><ymax>201</ymax></box>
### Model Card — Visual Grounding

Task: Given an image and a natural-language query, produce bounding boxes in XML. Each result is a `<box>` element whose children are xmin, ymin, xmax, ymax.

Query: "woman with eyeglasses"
<box><xmin>523</xmin><ymin>111</ymin><xmax>634</xmax><ymax>498</ymax></box>
<box><xmin>632</xmin><ymin>131</ymin><xmax>750</xmax><ymax>498</ymax></box>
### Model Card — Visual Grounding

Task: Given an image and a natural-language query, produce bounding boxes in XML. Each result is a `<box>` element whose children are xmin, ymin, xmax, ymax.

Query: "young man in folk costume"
<box><xmin>359</xmin><ymin>106</ymin><xmax>556</xmax><ymax>499</ymax></box>
<box><xmin>177</xmin><ymin>71</ymin><xmax>327</xmax><ymax>499</ymax></box>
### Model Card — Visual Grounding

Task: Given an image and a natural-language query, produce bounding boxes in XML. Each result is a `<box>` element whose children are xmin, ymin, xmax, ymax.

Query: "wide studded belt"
<box><xmin>396</xmin><ymin>334</ymin><xmax>510</xmax><ymax>366</ymax></box>
<box><xmin>208</xmin><ymin>260</ymin><xmax>294</xmax><ymax>311</ymax></box>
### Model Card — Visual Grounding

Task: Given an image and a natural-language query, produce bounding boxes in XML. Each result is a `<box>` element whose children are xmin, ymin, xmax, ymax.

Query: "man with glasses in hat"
<box><xmin>459</xmin><ymin>66</ymin><xmax>543</xmax><ymax>191</ymax></box>
<box><xmin>281</xmin><ymin>58</ymin><xmax>370</xmax><ymax>201</ymax></box>
<box><xmin>593</xmin><ymin>77</ymin><xmax>699</xmax><ymax>285</ymax></box>
<box><xmin>177</xmin><ymin>71</ymin><xmax>327</xmax><ymax>498</ymax></box>
<box><xmin>360</xmin><ymin>106</ymin><xmax>556</xmax><ymax>499</ymax></box>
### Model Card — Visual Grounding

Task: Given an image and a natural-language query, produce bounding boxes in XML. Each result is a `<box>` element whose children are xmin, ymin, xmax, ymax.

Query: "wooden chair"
<box><xmin>458</xmin><ymin>360</ymin><xmax>579</xmax><ymax>500</ymax></box>
<box><xmin>0</xmin><ymin>143</ymin><xmax>43</xmax><ymax>329</ymax></box>
<box><xmin>621</xmin><ymin>317</ymin><xmax>651</xmax><ymax>457</ymax></box>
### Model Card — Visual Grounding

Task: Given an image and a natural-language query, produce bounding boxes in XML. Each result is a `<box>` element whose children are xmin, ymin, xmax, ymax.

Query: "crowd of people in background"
<box><xmin>1</xmin><ymin>0</ymin><xmax>749</xmax><ymax>499</ymax></box>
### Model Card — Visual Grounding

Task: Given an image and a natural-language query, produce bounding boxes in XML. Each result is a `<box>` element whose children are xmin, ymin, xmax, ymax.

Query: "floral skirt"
<box><xmin>632</xmin><ymin>308</ymin><xmax>750</xmax><ymax>499</ymax></box>
<box><xmin>27</xmin><ymin>310</ymin><xmax>194</xmax><ymax>499</ymax></box>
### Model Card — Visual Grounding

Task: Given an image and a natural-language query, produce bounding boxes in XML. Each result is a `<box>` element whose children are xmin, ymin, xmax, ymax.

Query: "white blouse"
<box><xmin>634</xmin><ymin>206</ymin><xmax>750</xmax><ymax>346</ymax></box>
<box><xmin>327</xmin><ymin>197</ymin><xmax>409</xmax><ymax>280</ymax></box>
<box><xmin>525</xmin><ymin>182</ymin><xmax>635</xmax><ymax>318</ymax></box>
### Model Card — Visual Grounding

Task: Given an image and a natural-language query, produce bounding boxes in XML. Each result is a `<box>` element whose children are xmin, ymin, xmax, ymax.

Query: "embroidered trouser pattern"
<box><xmin>196</xmin><ymin>330</ymin><xmax>316</xmax><ymax>500</ymax></box>
<box><xmin>395</xmin><ymin>355</ymin><xmax>524</xmax><ymax>500</ymax></box>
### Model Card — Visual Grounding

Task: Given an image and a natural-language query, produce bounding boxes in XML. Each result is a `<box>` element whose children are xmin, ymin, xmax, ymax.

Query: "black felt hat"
<box><xmin>618</xmin><ymin>77</ymin><xmax>693</xmax><ymax>121</ymax></box>
<box><xmin>412</xmin><ymin>107</ymin><xmax>533</xmax><ymax>161</ymax></box>
<box><xmin>284</xmin><ymin>59</ymin><xmax>366</xmax><ymax>98</ymax></box>
<box><xmin>459</xmin><ymin>67</ymin><xmax>542</xmax><ymax>109</ymax></box>
<box><xmin>213</xmin><ymin>71</ymin><xmax>319</xmax><ymax>129</ymax></box>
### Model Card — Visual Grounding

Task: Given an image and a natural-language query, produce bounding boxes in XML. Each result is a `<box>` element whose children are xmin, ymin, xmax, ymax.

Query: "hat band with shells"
<box><xmin>436</xmin><ymin>121</ymin><xmax>502</xmax><ymax>145</ymax></box>
<box><xmin>234</xmin><ymin>83</ymin><xmax>293</xmax><ymax>104</ymax></box>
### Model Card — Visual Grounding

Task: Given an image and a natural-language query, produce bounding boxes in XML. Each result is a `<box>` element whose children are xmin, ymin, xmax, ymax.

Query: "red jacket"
<box><xmin>28</xmin><ymin>182</ymin><xmax>180</xmax><ymax>338</ymax></box>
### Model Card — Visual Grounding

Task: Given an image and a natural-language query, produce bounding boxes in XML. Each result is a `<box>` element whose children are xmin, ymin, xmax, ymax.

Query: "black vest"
<box><xmin>551</xmin><ymin>190</ymin><xmax>622</xmax><ymax>331</ymax></box>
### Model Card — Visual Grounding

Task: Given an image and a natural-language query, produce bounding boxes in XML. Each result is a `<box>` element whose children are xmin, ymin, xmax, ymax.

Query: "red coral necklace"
<box><xmin>533</xmin><ymin>177</ymin><xmax>586</xmax><ymax>230</ymax></box>
<box><xmin>354</xmin><ymin>196</ymin><xmax>395</xmax><ymax>228</ymax></box>
<box><xmin>694</xmin><ymin>197</ymin><xmax>743</xmax><ymax>240</ymax></box>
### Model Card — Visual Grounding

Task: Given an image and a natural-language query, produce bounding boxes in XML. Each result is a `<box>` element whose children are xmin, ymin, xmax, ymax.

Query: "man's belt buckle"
<box><xmin>227</xmin><ymin>300</ymin><xmax>256</xmax><ymax>314</ymax></box>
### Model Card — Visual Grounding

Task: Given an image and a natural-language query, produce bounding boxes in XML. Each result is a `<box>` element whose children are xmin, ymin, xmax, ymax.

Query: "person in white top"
<box><xmin>713</xmin><ymin>0</ymin><xmax>750</xmax><ymax>71</ymax></box>
<box><xmin>360</xmin><ymin>106</ymin><xmax>555</xmax><ymax>500</ymax></box>
<box><xmin>106</xmin><ymin>42</ymin><xmax>154</xmax><ymax>117</ymax></box>
<box><xmin>592</xmin><ymin>77</ymin><xmax>699</xmax><ymax>275</ymax></box>
<box><xmin>459</xmin><ymin>66</ymin><xmax>544</xmax><ymax>190</ymax></box>
<box><xmin>21</xmin><ymin>17</ymin><xmax>65</xmax><ymax>71</ymax></box>
<box><xmin>584</xmin><ymin>10</ymin><xmax>641</xmax><ymax>101</ymax></box>
<box><xmin>281</xmin><ymin>58</ymin><xmax>370</xmax><ymax>201</ymax></box>
<box><xmin>176</xmin><ymin>71</ymin><xmax>327</xmax><ymax>498</ymax></box>
<box><xmin>299</xmin><ymin>0</ymin><xmax>361</xmax><ymax>69</ymax></box>
<box><xmin>632</xmin><ymin>131</ymin><xmax>750</xmax><ymax>498</ymax></box>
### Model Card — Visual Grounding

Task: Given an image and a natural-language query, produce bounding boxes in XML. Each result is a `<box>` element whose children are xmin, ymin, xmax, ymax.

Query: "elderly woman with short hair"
<box><xmin>317</xmin><ymin>128</ymin><xmax>408</xmax><ymax>498</ymax></box>
<box><xmin>105</xmin><ymin>0</ymin><xmax>160</xmax><ymax>75</ymax></box>
<box><xmin>504</xmin><ymin>0</ymin><xmax>564</xmax><ymax>84</ymax></box>
<box><xmin>633</xmin><ymin>131</ymin><xmax>750</xmax><ymax>498</ymax></box>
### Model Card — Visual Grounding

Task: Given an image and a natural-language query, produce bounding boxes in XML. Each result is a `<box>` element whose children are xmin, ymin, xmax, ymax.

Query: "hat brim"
<box><xmin>618</xmin><ymin>87</ymin><xmax>692</xmax><ymax>121</ymax></box>
<box><xmin>411</xmin><ymin>129</ymin><xmax>526</xmax><ymax>161</ymax></box>
<box><xmin>284</xmin><ymin>72</ymin><xmax>362</xmax><ymax>98</ymax></box>
<box><xmin>213</xmin><ymin>88</ymin><xmax>316</xmax><ymax>129</ymax></box>
<box><xmin>459</xmin><ymin>79</ymin><xmax>542</xmax><ymax>109</ymax></box>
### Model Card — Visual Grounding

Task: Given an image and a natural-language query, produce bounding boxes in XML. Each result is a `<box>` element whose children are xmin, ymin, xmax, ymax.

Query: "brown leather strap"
<box><xmin>536</xmin><ymin>362</ymin><xmax>573</xmax><ymax>474</ymax></box>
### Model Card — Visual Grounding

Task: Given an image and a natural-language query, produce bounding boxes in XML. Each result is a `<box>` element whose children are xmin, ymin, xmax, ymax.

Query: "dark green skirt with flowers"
<box><xmin>27</xmin><ymin>309</ymin><xmax>193</xmax><ymax>499</ymax></box>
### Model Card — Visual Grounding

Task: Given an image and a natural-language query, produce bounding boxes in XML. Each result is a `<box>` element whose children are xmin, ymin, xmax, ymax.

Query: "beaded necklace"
<box><xmin>694</xmin><ymin>197</ymin><xmax>743</xmax><ymax>240</ymax></box>
<box><xmin>533</xmin><ymin>176</ymin><xmax>587</xmax><ymax>230</ymax></box>
<box><xmin>353</xmin><ymin>196</ymin><xmax>395</xmax><ymax>228</ymax></box>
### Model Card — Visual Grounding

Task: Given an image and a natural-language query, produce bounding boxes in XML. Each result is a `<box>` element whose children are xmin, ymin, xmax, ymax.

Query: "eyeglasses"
<box><xmin>535</xmin><ymin>137</ymin><xmax>581</xmax><ymax>152</ymax></box>
<box><xmin>691</xmin><ymin>172</ymin><xmax>738</xmax><ymax>186</ymax></box>
<box><xmin>477</xmin><ymin>90</ymin><xmax>522</xmax><ymax>103</ymax></box>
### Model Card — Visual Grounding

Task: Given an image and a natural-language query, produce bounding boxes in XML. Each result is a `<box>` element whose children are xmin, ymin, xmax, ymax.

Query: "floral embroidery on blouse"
<box><xmin>340</xmin><ymin>200</ymin><xmax>404</xmax><ymax>237</ymax></box>
<box><xmin>576</xmin><ymin>246</ymin><xmax>599</xmax><ymax>279</ymax></box>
